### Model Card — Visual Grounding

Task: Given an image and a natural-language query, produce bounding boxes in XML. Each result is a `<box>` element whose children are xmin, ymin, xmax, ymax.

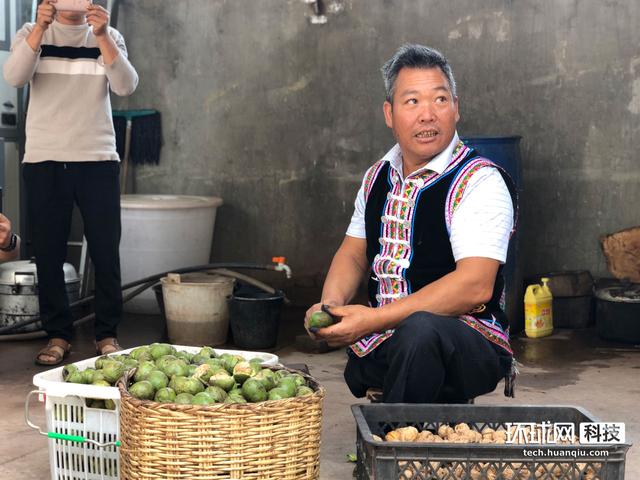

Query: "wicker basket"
<box><xmin>118</xmin><ymin>366</ymin><xmax>324</xmax><ymax>480</ymax></box>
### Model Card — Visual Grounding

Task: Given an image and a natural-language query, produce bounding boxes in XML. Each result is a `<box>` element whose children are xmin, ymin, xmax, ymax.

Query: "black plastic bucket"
<box><xmin>228</xmin><ymin>286</ymin><xmax>284</xmax><ymax>350</ymax></box>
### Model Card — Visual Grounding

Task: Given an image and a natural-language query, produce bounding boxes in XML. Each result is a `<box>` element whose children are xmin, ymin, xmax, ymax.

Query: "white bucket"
<box><xmin>161</xmin><ymin>272</ymin><xmax>235</xmax><ymax>346</ymax></box>
<box><xmin>120</xmin><ymin>195</ymin><xmax>223</xmax><ymax>314</ymax></box>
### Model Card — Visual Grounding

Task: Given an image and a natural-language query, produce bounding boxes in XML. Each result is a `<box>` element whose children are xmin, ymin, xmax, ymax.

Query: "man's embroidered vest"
<box><xmin>350</xmin><ymin>142</ymin><xmax>517</xmax><ymax>357</ymax></box>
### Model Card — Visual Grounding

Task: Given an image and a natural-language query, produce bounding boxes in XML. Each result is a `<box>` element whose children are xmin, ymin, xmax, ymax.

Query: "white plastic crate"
<box><xmin>44</xmin><ymin>394</ymin><xmax>120</xmax><ymax>480</ymax></box>
<box><xmin>29</xmin><ymin>346</ymin><xmax>279</xmax><ymax>480</ymax></box>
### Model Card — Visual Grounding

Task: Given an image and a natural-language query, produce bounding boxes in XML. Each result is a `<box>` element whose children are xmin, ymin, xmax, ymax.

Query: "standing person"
<box><xmin>305</xmin><ymin>44</ymin><xmax>517</xmax><ymax>403</ymax></box>
<box><xmin>3</xmin><ymin>0</ymin><xmax>138</xmax><ymax>365</ymax></box>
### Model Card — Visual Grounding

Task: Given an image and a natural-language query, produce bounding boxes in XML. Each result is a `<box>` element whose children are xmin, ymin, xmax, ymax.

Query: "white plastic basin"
<box><xmin>120</xmin><ymin>195</ymin><xmax>223</xmax><ymax>314</ymax></box>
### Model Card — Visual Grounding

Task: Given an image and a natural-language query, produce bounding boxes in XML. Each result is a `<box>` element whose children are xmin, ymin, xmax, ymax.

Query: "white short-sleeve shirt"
<box><xmin>346</xmin><ymin>133</ymin><xmax>514</xmax><ymax>263</ymax></box>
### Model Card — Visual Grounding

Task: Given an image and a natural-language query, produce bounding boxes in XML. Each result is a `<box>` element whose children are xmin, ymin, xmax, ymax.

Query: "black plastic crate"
<box><xmin>352</xmin><ymin>404</ymin><xmax>631</xmax><ymax>479</ymax></box>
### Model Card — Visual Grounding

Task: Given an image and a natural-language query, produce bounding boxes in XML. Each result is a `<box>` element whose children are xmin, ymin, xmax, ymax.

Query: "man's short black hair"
<box><xmin>381</xmin><ymin>44</ymin><xmax>457</xmax><ymax>103</ymax></box>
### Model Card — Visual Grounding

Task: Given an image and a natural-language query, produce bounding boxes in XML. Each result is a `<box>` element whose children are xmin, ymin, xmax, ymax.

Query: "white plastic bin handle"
<box><xmin>24</xmin><ymin>390</ymin><xmax>120</xmax><ymax>448</ymax></box>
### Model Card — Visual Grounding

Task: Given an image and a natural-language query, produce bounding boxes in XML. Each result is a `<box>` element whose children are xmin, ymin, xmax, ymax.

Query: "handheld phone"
<box><xmin>54</xmin><ymin>0</ymin><xmax>91</xmax><ymax>13</ymax></box>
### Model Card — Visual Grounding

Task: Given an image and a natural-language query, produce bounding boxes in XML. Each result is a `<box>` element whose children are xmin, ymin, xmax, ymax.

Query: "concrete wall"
<box><xmin>114</xmin><ymin>0</ymin><xmax>640</xmax><ymax>300</ymax></box>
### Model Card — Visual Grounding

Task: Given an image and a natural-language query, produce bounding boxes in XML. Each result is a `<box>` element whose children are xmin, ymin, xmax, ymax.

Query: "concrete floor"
<box><xmin>0</xmin><ymin>307</ymin><xmax>637</xmax><ymax>479</ymax></box>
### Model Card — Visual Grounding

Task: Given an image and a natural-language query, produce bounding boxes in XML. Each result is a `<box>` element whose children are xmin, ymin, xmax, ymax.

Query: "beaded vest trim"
<box><xmin>352</xmin><ymin>141</ymin><xmax>472</xmax><ymax>358</ymax></box>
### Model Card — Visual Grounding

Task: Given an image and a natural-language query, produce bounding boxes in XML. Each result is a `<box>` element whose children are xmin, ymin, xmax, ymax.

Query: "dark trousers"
<box><xmin>23</xmin><ymin>161</ymin><xmax>123</xmax><ymax>342</ymax></box>
<box><xmin>344</xmin><ymin>312</ymin><xmax>513</xmax><ymax>403</ymax></box>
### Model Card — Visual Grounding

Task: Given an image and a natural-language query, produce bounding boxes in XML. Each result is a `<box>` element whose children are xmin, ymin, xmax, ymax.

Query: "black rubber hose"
<box><xmin>67</xmin><ymin>279</ymin><xmax>160</xmax><ymax>330</ymax></box>
<box><xmin>0</xmin><ymin>279</ymin><xmax>160</xmax><ymax>342</ymax></box>
<box><xmin>69</xmin><ymin>262</ymin><xmax>280</xmax><ymax>310</ymax></box>
<box><xmin>0</xmin><ymin>262</ymin><xmax>283</xmax><ymax>335</ymax></box>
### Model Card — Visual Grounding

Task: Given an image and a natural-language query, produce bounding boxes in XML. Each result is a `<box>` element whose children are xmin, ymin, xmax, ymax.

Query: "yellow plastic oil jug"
<box><xmin>524</xmin><ymin>277</ymin><xmax>553</xmax><ymax>338</ymax></box>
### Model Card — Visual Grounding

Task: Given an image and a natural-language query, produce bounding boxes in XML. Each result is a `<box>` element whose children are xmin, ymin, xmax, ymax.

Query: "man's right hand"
<box><xmin>26</xmin><ymin>0</ymin><xmax>56</xmax><ymax>51</ymax></box>
<box><xmin>35</xmin><ymin>0</ymin><xmax>56</xmax><ymax>32</ymax></box>
<box><xmin>0</xmin><ymin>214</ymin><xmax>12</xmax><ymax>249</ymax></box>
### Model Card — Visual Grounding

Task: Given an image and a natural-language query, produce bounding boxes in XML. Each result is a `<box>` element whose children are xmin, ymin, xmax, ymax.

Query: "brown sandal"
<box><xmin>95</xmin><ymin>337</ymin><xmax>122</xmax><ymax>356</ymax></box>
<box><xmin>35</xmin><ymin>339</ymin><xmax>71</xmax><ymax>366</ymax></box>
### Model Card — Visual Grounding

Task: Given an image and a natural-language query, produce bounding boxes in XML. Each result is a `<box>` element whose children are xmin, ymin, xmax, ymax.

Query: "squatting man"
<box><xmin>305</xmin><ymin>44</ymin><xmax>518</xmax><ymax>404</ymax></box>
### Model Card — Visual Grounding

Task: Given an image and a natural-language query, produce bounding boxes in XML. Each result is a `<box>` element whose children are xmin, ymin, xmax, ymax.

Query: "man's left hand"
<box><xmin>86</xmin><ymin>4</ymin><xmax>109</xmax><ymax>37</ymax></box>
<box><xmin>312</xmin><ymin>304</ymin><xmax>379</xmax><ymax>347</ymax></box>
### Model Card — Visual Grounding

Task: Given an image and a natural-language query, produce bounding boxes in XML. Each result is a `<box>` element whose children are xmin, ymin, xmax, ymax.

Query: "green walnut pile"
<box><xmin>62</xmin><ymin>343</ymin><xmax>315</xmax><ymax>408</ymax></box>
<box><xmin>62</xmin><ymin>351</ymin><xmax>134</xmax><ymax>410</ymax></box>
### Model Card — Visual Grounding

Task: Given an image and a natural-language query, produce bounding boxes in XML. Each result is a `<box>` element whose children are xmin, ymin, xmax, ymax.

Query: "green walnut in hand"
<box><xmin>308</xmin><ymin>311</ymin><xmax>335</xmax><ymax>329</ymax></box>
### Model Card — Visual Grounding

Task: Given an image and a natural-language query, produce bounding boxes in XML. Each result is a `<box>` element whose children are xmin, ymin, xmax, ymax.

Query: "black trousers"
<box><xmin>344</xmin><ymin>312</ymin><xmax>513</xmax><ymax>403</ymax></box>
<box><xmin>23</xmin><ymin>161</ymin><xmax>123</xmax><ymax>342</ymax></box>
